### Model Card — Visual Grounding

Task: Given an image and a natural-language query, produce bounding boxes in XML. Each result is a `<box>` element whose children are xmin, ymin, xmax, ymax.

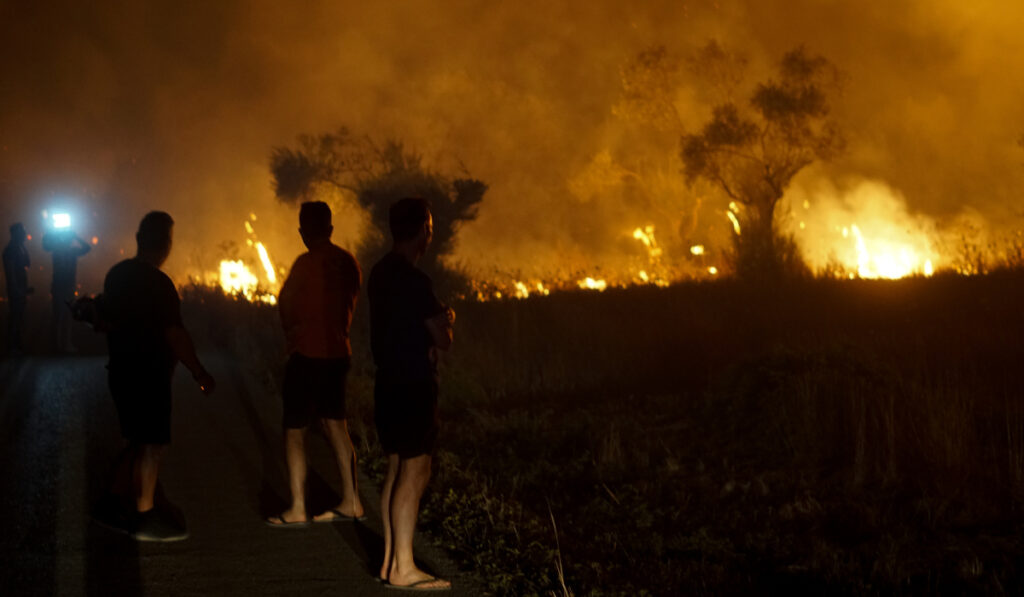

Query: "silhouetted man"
<box><xmin>94</xmin><ymin>211</ymin><xmax>215</xmax><ymax>542</ymax></box>
<box><xmin>267</xmin><ymin>201</ymin><xmax>365</xmax><ymax>527</ymax></box>
<box><xmin>3</xmin><ymin>223</ymin><xmax>32</xmax><ymax>355</ymax></box>
<box><xmin>42</xmin><ymin>225</ymin><xmax>90</xmax><ymax>352</ymax></box>
<box><xmin>368</xmin><ymin>198</ymin><xmax>454</xmax><ymax>591</ymax></box>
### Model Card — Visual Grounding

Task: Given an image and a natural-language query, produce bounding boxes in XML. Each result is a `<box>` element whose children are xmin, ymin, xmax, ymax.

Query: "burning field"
<box><xmin>5</xmin><ymin>1</ymin><xmax>1024</xmax><ymax>595</ymax></box>
<box><xmin>175</xmin><ymin>267</ymin><xmax>1024</xmax><ymax>596</ymax></box>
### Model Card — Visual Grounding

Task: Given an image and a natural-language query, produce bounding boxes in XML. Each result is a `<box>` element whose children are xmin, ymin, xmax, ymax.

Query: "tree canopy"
<box><xmin>680</xmin><ymin>45</ymin><xmax>844</xmax><ymax>277</ymax></box>
<box><xmin>270</xmin><ymin>128</ymin><xmax>486</xmax><ymax>273</ymax></box>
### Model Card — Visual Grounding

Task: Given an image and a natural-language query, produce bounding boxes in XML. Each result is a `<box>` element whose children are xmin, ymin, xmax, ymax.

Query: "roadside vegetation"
<box><xmin>180</xmin><ymin>263</ymin><xmax>1024</xmax><ymax>596</ymax></box>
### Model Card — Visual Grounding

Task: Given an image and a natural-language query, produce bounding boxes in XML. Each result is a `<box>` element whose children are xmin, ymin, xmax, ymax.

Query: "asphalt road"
<box><xmin>0</xmin><ymin>351</ymin><xmax>479</xmax><ymax>596</ymax></box>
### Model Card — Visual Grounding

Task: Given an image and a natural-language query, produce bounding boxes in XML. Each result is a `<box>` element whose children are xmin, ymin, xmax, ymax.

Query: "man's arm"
<box><xmin>425</xmin><ymin>307</ymin><xmax>455</xmax><ymax>351</ymax></box>
<box><xmin>73</xmin><ymin>236</ymin><xmax>91</xmax><ymax>256</ymax></box>
<box><xmin>166</xmin><ymin>325</ymin><xmax>216</xmax><ymax>394</ymax></box>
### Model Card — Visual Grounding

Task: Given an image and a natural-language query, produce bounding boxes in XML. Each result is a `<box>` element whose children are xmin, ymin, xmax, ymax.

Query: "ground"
<box><xmin>0</xmin><ymin>349</ymin><xmax>480</xmax><ymax>596</ymax></box>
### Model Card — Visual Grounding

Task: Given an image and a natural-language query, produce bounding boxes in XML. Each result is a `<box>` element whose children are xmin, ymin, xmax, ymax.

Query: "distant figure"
<box><xmin>42</xmin><ymin>226</ymin><xmax>90</xmax><ymax>352</ymax></box>
<box><xmin>267</xmin><ymin>201</ymin><xmax>365</xmax><ymax>527</ymax></box>
<box><xmin>93</xmin><ymin>211</ymin><xmax>215</xmax><ymax>542</ymax></box>
<box><xmin>368</xmin><ymin>198</ymin><xmax>454</xmax><ymax>591</ymax></box>
<box><xmin>3</xmin><ymin>223</ymin><xmax>33</xmax><ymax>355</ymax></box>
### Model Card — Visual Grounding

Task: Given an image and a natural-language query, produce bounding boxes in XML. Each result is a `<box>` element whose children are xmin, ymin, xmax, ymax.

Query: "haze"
<box><xmin>2</xmin><ymin>0</ymin><xmax>1021</xmax><ymax>290</ymax></box>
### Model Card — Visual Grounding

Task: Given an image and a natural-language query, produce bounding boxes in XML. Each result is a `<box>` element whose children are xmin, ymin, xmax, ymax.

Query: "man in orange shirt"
<box><xmin>268</xmin><ymin>201</ymin><xmax>365</xmax><ymax>527</ymax></box>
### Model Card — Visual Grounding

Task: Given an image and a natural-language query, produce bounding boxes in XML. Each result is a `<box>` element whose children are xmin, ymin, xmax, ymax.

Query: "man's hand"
<box><xmin>194</xmin><ymin>369</ymin><xmax>216</xmax><ymax>395</ymax></box>
<box><xmin>426</xmin><ymin>309</ymin><xmax>454</xmax><ymax>351</ymax></box>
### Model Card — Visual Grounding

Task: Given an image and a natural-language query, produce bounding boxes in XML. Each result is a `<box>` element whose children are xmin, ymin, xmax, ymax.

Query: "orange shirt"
<box><xmin>278</xmin><ymin>242</ymin><xmax>362</xmax><ymax>359</ymax></box>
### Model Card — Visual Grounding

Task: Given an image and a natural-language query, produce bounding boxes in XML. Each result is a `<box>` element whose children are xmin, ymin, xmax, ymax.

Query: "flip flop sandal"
<box><xmin>264</xmin><ymin>514</ymin><xmax>310</xmax><ymax>528</ymax></box>
<box><xmin>314</xmin><ymin>508</ymin><xmax>367</xmax><ymax>522</ymax></box>
<box><xmin>385</xmin><ymin>576</ymin><xmax>452</xmax><ymax>592</ymax></box>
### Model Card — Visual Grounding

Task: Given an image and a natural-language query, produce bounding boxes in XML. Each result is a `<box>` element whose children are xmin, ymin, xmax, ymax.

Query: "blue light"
<box><xmin>52</xmin><ymin>213</ymin><xmax>71</xmax><ymax>229</ymax></box>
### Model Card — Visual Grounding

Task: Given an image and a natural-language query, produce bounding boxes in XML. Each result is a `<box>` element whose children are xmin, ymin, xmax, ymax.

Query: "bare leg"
<box><xmin>314</xmin><ymin>418</ymin><xmax>365</xmax><ymax>520</ymax></box>
<box><xmin>275</xmin><ymin>428</ymin><xmax>309</xmax><ymax>523</ymax></box>
<box><xmin>379</xmin><ymin>454</ymin><xmax>400</xmax><ymax>581</ymax></box>
<box><xmin>134</xmin><ymin>445</ymin><xmax>164</xmax><ymax>512</ymax></box>
<box><xmin>387</xmin><ymin>454</ymin><xmax>450</xmax><ymax>589</ymax></box>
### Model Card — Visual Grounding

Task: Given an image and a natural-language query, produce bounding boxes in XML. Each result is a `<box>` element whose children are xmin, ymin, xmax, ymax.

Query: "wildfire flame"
<box><xmin>255</xmin><ymin>242</ymin><xmax>277</xmax><ymax>284</ymax></box>
<box><xmin>850</xmin><ymin>224</ymin><xmax>933</xmax><ymax>279</ymax></box>
<box><xmin>632</xmin><ymin>226</ymin><xmax>663</xmax><ymax>259</ymax></box>
<box><xmin>727</xmin><ymin>202</ymin><xmax>742</xmax><ymax>235</ymax></box>
<box><xmin>205</xmin><ymin>178</ymin><xmax>960</xmax><ymax>309</ymax></box>
<box><xmin>212</xmin><ymin>216</ymin><xmax>279</xmax><ymax>304</ymax></box>
<box><xmin>791</xmin><ymin>180</ymin><xmax>940</xmax><ymax>280</ymax></box>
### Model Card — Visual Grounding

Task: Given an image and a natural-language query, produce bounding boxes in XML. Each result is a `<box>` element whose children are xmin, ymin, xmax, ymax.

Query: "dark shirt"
<box><xmin>2</xmin><ymin>241</ymin><xmax>30</xmax><ymax>299</ymax></box>
<box><xmin>43</xmin><ymin>232</ymin><xmax>90</xmax><ymax>297</ymax></box>
<box><xmin>102</xmin><ymin>258</ymin><xmax>182</xmax><ymax>375</ymax></box>
<box><xmin>367</xmin><ymin>252</ymin><xmax>445</xmax><ymax>381</ymax></box>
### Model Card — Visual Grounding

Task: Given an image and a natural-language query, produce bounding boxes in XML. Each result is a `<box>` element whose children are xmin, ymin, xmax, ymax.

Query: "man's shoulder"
<box><xmin>368</xmin><ymin>254</ymin><xmax>432</xmax><ymax>294</ymax></box>
<box><xmin>368</xmin><ymin>253</ymin><xmax>402</xmax><ymax>281</ymax></box>
<box><xmin>106</xmin><ymin>259</ymin><xmax>174</xmax><ymax>287</ymax></box>
<box><xmin>105</xmin><ymin>258</ymin><xmax>136</xmax><ymax>278</ymax></box>
<box><xmin>326</xmin><ymin>243</ymin><xmax>360</xmax><ymax>269</ymax></box>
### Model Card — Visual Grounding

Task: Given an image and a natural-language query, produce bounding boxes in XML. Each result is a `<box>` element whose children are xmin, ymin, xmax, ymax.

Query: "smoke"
<box><xmin>2</xmin><ymin>0</ymin><xmax>1023</xmax><ymax>291</ymax></box>
<box><xmin>782</xmin><ymin>177</ymin><xmax>941</xmax><ymax>277</ymax></box>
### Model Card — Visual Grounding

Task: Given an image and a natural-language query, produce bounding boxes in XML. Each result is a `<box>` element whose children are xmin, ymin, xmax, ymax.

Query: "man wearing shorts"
<box><xmin>368</xmin><ymin>197</ymin><xmax>454</xmax><ymax>591</ymax></box>
<box><xmin>98</xmin><ymin>211</ymin><xmax>215</xmax><ymax>542</ymax></box>
<box><xmin>268</xmin><ymin>201</ymin><xmax>365</xmax><ymax>527</ymax></box>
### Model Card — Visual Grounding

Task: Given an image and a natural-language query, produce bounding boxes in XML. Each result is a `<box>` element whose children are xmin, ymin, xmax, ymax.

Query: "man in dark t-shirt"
<box><xmin>3</xmin><ymin>223</ymin><xmax>32</xmax><ymax>354</ymax></box>
<box><xmin>95</xmin><ymin>211</ymin><xmax>215</xmax><ymax>542</ymax></box>
<box><xmin>367</xmin><ymin>198</ymin><xmax>454</xmax><ymax>591</ymax></box>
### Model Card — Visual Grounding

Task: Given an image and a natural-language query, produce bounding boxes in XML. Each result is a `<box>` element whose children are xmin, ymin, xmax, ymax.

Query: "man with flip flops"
<box><xmin>267</xmin><ymin>201</ymin><xmax>366</xmax><ymax>528</ymax></box>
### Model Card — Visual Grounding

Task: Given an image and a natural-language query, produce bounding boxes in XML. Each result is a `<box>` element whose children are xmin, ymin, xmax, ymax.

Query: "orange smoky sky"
<box><xmin>2</xmin><ymin>0</ymin><xmax>1023</xmax><ymax>289</ymax></box>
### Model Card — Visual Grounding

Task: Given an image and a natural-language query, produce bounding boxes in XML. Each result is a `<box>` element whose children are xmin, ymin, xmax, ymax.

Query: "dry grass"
<box><xmin>179</xmin><ymin>270</ymin><xmax>1024</xmax><ymax>596</ymax></box>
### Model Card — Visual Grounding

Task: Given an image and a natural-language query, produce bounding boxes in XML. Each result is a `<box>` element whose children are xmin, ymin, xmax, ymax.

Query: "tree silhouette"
<box><xmin>680</xmin><ymin>44</ymin><xmax>844</xmax><ymax>278</ymax></box>
<box><xmin>270</xmin><ymin>128</ymin><xmax>486</xmax><ymax>273</ymax></box>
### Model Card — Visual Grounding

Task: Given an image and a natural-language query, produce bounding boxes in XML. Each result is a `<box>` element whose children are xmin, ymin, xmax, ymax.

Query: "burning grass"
<box><xmin>182</xmin><ymin>270</ymin><xmax>1024</xmax><ymax>595</ymax></box>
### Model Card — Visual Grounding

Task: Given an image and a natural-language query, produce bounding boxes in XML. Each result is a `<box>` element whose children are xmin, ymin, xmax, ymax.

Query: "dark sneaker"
<box><xmin>133</xmin><ymin>508</ymin><xmax>189</xmax><ymax>542</ymax></box>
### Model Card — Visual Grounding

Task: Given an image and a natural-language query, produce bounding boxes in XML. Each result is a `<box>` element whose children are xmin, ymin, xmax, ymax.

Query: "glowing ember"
<box><xmin>578</xmin><ymin>277</ymin><xmax>608</xmax><ymax>291</ymax></box>
<box><xmin>690</xmin><ymin>245</ymin><xmax>705</xmax><ymax>256</ymax></box>
<box><xmin>91</xmin><ymin>236</ymin><xmax>99</xmax><ymax>245</ymax></box>
<box><xmin>632</xmin><ymin>226</ymin><xmax>663</xmax><ymax>259</ymax></box>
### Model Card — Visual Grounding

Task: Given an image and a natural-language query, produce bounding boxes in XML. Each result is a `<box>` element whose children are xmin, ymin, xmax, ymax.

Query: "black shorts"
<box><xmin>374</xmin><ymin>373</ymin><xmax>439</xmax><ymax>459</ymax></box>
<box><xmin>282</xmin><ymin>353</ymin><xmax>350</xmax><ymax>429</ymax></box>
<box><xmin>108</xmin><ymin>367</ymin><xmax>173</xmax><ymax>445</ymax></box>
